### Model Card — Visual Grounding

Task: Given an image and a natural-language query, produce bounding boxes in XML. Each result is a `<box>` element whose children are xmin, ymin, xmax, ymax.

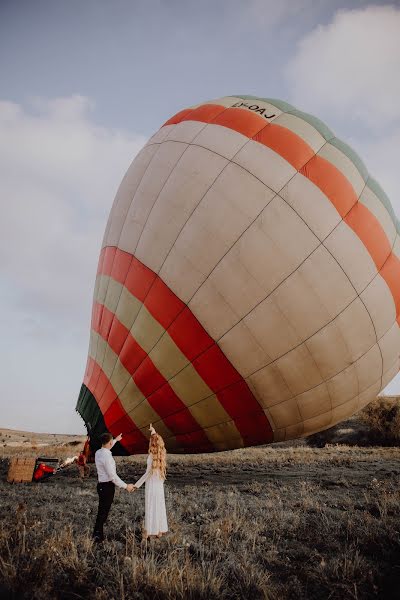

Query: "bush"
<box><xmin>306</xmin><ymin>396</ymin><xmax>400</xmax><ymax>448</ymax></box>
<box><xmin>360</xmin><ymin>396</ymin><xmax>400</xmax><ymax>446</ymax></box>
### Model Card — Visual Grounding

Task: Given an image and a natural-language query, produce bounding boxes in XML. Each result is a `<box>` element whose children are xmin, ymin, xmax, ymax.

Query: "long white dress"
<box><xmin>135</xmin><ymin>454</ymin><xmax>168</xmax><ymax>536</ymax></box>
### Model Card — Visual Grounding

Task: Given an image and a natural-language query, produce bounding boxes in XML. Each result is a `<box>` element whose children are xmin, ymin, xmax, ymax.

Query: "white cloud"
<box><xmin>0</xmin><ymin>95</ymin><xmax>146</xmax><ymax>432</ymax></box>
<box><xmin>285</xmin><ymin>4</ymin><xmax>400</xmax><ymax>396</ymax></box>
<box><xmin>285</xmin><ymin>5</ymin><xmax>400</xmax><ymax>129</ymax></box>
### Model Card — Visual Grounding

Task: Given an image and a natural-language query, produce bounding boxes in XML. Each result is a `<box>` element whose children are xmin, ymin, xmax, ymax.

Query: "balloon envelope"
<box><xmin>76</xmin><ymin>95</ymin><xmax>400</xmax><ymax>454</ymax></box>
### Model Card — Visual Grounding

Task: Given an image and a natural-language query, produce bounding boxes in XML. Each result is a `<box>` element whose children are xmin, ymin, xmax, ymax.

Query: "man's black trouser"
<box><xmin>93</xmin><ymin>481</ymin><xmax>115</xmax><ymax>540</ymax></box>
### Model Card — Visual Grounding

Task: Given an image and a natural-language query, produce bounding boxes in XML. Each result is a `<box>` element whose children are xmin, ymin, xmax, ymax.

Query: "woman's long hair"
<box><xmin>149</xmin><ymin>433</ymin><xmax>167</xmax><ymax>480</ymax></box>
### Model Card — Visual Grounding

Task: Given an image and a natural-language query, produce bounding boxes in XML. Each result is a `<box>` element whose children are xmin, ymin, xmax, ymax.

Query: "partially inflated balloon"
<box><xmin>76</xmin><ymin>95</ymin><xmax>400</xmax><ymax>454</ymax></box>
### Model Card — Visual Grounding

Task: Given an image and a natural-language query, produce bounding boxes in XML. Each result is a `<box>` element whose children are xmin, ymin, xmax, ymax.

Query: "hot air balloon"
<box><xmin>76</xmin><ymin>95</ymin><xmax>400</xmax><ymax>455</ymax></box>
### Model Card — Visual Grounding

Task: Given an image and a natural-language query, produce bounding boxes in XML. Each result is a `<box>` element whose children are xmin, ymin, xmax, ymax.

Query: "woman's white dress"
<box><xmin>135</xmin><ymin>454</ymin><xmax>168</xmax><ymax>536</ymax></box>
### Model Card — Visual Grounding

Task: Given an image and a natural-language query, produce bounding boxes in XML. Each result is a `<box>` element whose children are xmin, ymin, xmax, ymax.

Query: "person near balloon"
<box><xmin>93</xmin><ymin>432</ymin><xmax>135</xmax><ymax>543</ymax></box>
<box><xmin>133</xmin><ymin>424</ymin><xmax>168</xmax><ymax>539</ymax></box>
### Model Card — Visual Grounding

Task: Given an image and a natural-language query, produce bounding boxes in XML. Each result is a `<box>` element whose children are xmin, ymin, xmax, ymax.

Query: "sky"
<box><xmin>0</xmin><ymin>0</ymin><xmax>399</xmax><ymax>434</ymax></box>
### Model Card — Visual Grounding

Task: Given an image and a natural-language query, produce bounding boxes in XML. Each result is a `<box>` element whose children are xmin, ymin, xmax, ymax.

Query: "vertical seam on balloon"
<box><xmin>105</xmin><ymin>315</ymin><xmax>398</xmax><ymax>444</ymax></box>
<box><xmin>88</xmin><ymin>108</ymin><xmax>398</xmax><ymax>445</ymax></box>
<box><xmin>90</xmin><ymin>303</ymin><xmax>232</xmax><ymax>450</ymax></box>
<box><xmin>88</xmin><ymin>141</ymin><xmax>168</xmax><ymax>397</ymax></box>
<box><xmin>98</xmin><ymin>124</ymin><xmax>274</xmax><ymax>443</ymax></box>
<box><xmin>93</xmin><ymin>125</ymin><xmax>213</xmax><ymax>430</ymax></box>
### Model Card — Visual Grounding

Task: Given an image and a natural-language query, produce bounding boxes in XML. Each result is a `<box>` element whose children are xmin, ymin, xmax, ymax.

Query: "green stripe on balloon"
<box><xmin>77</xmin><ymin>384</ymin><xmax>129</xmax><ymax>456</ymax></box>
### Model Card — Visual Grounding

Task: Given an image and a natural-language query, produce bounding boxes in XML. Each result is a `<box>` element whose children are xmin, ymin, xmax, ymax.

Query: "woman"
<box><xmin>134</xmin><ymin>424</ymin><xmax>168</xmax><ymax>538</ymax></box>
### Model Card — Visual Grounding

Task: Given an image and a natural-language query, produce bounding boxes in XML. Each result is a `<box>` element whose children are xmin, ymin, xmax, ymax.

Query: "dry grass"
<box><xmin>1</xmin><ymin>442</ymin><xmax>399</xmax><ymax>600</ymax></box>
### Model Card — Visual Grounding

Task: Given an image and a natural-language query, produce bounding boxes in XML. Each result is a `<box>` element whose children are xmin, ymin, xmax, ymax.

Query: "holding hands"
<box><xmin>127</xmin><ymin>484</ymin><xmax>137</xmax><ymax>493</ymax></box>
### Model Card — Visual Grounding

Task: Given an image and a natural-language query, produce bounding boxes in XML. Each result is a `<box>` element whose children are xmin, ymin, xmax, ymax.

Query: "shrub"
<box><xmin>360</xmin><ymin>396</ymin><xmax>400</xmax><ymax>446</ymax></box>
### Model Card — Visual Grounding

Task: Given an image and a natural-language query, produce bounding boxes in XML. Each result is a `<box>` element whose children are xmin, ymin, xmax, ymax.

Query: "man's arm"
<box><xmin>103</xmin><ymin>453</ymin><xmax>128</xmax><ymax>489</ymax></box>
<box><xmin>110</xmin><ymin>433</ymin><xmax>123</xmax><ymax>449</ymax></box>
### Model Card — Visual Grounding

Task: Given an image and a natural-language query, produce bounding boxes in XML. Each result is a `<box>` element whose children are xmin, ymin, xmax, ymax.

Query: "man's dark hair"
<box><xmin>100</xmin><ymin>432</ymin><xmax>113</xmax><ymax>446</ymax></box>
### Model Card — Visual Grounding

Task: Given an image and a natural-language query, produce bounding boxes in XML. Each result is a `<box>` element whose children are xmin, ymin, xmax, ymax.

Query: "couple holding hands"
<box><xmin>93</xmin><ymin>424</ymin><xmax>168</xmax><ymax>543</ymax></box>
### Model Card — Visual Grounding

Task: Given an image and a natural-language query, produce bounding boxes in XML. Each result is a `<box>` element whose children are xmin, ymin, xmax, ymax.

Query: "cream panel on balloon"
<box><xmin>196</xmin><ymin>421</ymin><xmax>244</xmax><ymax>449</ymax></box>
<box><xmin>268</xmin><ymin>396</ymin><xmax>303</xmax><ymax>429</ymax></box>
<box><xmin>306</xmin><ymin>320</ymin><xmax>353</xmax><ymax>381</ymax></box>
<box><xmin>326</xmin><ymin>364</ymin><xmax>359</xmax><ymax>408</ymax></box>
<box><xmin>122</xmin><ymin>401</ymin><xmax>178</xmax><ymax>449</ymax></box>
<box><xmin>324</xmin><ymin>299</ymin><xmax>377</xmax><ymax>377</ymax></box>
<box><xmin>360</xmin><ymin>186</ymin><xmax>397</xmax><ymax>246</ymax></box>
<box><xmin>232</xmin><ymin>140</ymin><xmax>297</xmax><ymax>193</ymax></box>
<box><xmin>168</xmin><ymin>363</ymin><xmax>213</xmax><ymax>407</ymax></box>
<box><xmin>355</xmin><ymin>343</ymin><xmax>382</xmax><ymax>393</ymax></box>
<box><xmin>357</xmin><ymin>380</ymin><xmax>382</xmax><ymax>412</ymax></box>
<box><xmin>130</xmin><ymin>306</ymin><xmax>165</xmax><ymax>354</ymax></box>
<box><xmin>118</xmin><ymin>141</ymin><xmax>188</xmax><ymax>255</ymax></box>
<box><xmin>218</xmin><ymin>320</ymin><xmax>273</xmax><ymax>379</ymax></box>
<box><xmin>117</xmin><ymin>378</ymin><xmax>145</xmax><ymax>414</ymax></box>
<box><xmin>246</xmin><ymin>361</ymin><xmax>293</xmax><ymax>409</ymax></box>
<box><xmin>279</xmin><ymin>173</ymin><xmax>342</xmax><ymax>241</ymax></box>
<box><xmin>324</xmin><ymin>220</ymin><xmax>378</xmax><ymax>294</ymax></box>
<box><xmin>273</xmin><ymin>113</ymin><xmax>326</xmax><ymax>153</ymax></box>
<box><xmin>189</xmin><ymin>278</ymin><xmax>240</xmax><ymax>340</ymax></box>
<box><xmin>92</xmin><ymin>332</ymin><xmax>107</xmax><ymax>372</ymax></box>
<box><xmin>103</xmin><ymin>277</ymin><xmax>125</xmax><ymax>315</ymax></box>
<box><xmin>96</xmin><ymin>274</ymin><xmax>111</xmax><ymax>306</ymax></box>
<box><xmin>164</xmin><ymin>120</ymin><xmax>207</xmax><ymax>144</ymax></box>
<box><xmin>135</xmin><ymin>145</ymin><xmax>229</xmax><ymax>272</ymax></box>
<box><xmin>235</xmin><ymin>196</ymin><xmax>320</xmax><ymax>298</ymax></box>
<box><xmin>147</xmin><ymin>124</ymin><xmax>175</xmax><ymax>145</ymax></box>
<box><xmin>203</xmin><ymin>244</ymin><xmax>271</xmax><ymax>320</ymax></box>
<box><xmin>305</xmin><ymin>304</ymin><xmax>369</xmax><ymax>383</ymax></box>
<box><xmin>113</xmin><ymin>286</ymin><xmax>142</xmax><ymax>331</ymax></box>
<box><xmin>110</xmin><ymin>358</ymin><xmax>140</xmax><ymax>397</ymax></box>
<box><xmin>283</xmin><ymin>422</ymin><xmax>304</xmax><ymax>441</ymax></box>
<box><xmin>188</xmin><ymin>395</ymin><xmax>238</xmax><ymax>431</ymax></box>
<box><xmin>330</xmin><ymin>396</ymin><xmax>360</xmax><ymax>426</ymax></box>
<box><xmin>359</xmin><ymin>274</ymin><xmax>397</xmax><ymax>339</ymax></box>
<box><xmin>160</xmin><ymin>161</ymin><xmax>276</xmax><ymax>303</ymax></box>
<box><xmin>158</xmin><ymin>245</ymin><xmax>205</xmax><ymax>303</ymax></box>
<box><xmin>302</xmin><ymin>411</ymin><xmax>332</xmax><ymax>437</ymax></box>
<box><xmin>272</xmin><ymin>244</ymin><xmax>357</xmax><ymax>341</ymax></box>
<box><xmin>378</xmin><ymin>322</ymin><xmax>400</xmax><ymax>374</ymax></box>
<box><xmin>243</xmin><ymin>293</ymin><xmax>303</xmax><ymax>361</ymax></box>
<box><xmin>318</xmin><ymin>143</ymin><xmax>365</xmax><ymax>197</ymax></box>
<box><xmin>148</xmin><ymin>332</ymin><xmax>190</xmax><ymax>381</ymax></box>
<box><xmin>104</xmin><ymin>144</ymin><xmax>160</xmax><ymax>248</ymax></box>
<box><xmin>295</xmin><ymin>382</ymin><xmax>331</xmax><ymax>421</ymax></box>
<box><xmin>191</xmin><ymin>123</ymin><xmax>249</xmax><ymax>160</ymax></box>
<box><xmin>274</xmin><ymin>343</ymin><xmax>324</xmax><ymax>396</ymax></box>
<box><xmin>102</xmin><ymin>343</ymin><xmax>118</xmax><ymax>381</ymax></box>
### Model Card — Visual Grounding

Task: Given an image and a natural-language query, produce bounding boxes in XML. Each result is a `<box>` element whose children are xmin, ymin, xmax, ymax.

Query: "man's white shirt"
<box><xmin>95</xmin><ymin>446</ymin><xmax>127</xmax><ymax>489</ymax></box>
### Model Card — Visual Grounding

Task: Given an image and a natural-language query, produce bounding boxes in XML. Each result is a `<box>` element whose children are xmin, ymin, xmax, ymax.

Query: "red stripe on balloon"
<box><xmin>254</xmin><ymin>123</ymin><xmax>315</xmax><ymax>171</ymax></box>
<box><xmin>95</xmin><ymin>250</ymin><xmax>274</xmax><ymax>446</ymax></box>
<box><xmin>344</xmin><ymin>202</ymin><xmax>392</xmax><ymax>270</ymax></box>
<box><xmin>92</xmin><ymin>303</ymin><xmax>214</xmax><ymax>452</ymax></box>
<box><xmin>162</xmin><ymin>102</ymin><xmax>400</xmax><ymax>329</ymax></box>
<box><xmin>85</xmin><ymin>357</ymin><xmax>148</xmax><ymax>453</ymax></box>
<box><xmin>380</xmin><ymin>253</ymin><xmax>400</xmax><ymax>325</ymax></box>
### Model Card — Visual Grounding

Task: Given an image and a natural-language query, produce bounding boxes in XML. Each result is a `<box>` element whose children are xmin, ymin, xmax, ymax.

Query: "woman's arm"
<box><xmin>134</xmin><ymin>455</ymin><xmax>152</xmax><ymax>489</ymax></box>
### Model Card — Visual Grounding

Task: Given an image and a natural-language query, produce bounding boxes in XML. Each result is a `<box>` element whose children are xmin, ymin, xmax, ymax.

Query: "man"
<box><xmin>93</xmin><ymin>432</ymin><xmax>134</xmax><ymax>543</ymax></box>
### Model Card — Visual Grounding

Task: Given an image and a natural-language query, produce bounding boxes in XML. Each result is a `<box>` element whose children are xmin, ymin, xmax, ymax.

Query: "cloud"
<box><xmin>285</xmin><ymin>4</ymin><xmax>400</xmax><ymax>396</ymax></box>
<box><xmin>285</xmin><ymin>4</ymin><xmax>400</xmax><ymax>130</ymax></box>
<box><xmin>0</xmin><ymin>95</ymin><xmax>146</xmax><ymax>432</ymax></box>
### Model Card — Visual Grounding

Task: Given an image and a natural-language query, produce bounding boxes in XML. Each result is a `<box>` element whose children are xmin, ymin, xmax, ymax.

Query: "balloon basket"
<box><xmin>7</xmin><ymin>457</ymin><xmax>36</xmax><ymax>483</ymax></box>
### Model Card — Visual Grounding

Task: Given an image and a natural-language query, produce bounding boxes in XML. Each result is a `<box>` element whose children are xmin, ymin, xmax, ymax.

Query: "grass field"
<box><xmin>1</xmin><ymin>423</ymin><xmax>399</xmax><ymax>600</ymax></box>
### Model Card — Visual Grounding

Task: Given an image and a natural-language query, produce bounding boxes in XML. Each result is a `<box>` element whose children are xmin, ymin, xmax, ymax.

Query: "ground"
<box><xmin>0</xmin><ymin>424</ymin><xmax>399</xmax><ymax>600</ymax></box>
